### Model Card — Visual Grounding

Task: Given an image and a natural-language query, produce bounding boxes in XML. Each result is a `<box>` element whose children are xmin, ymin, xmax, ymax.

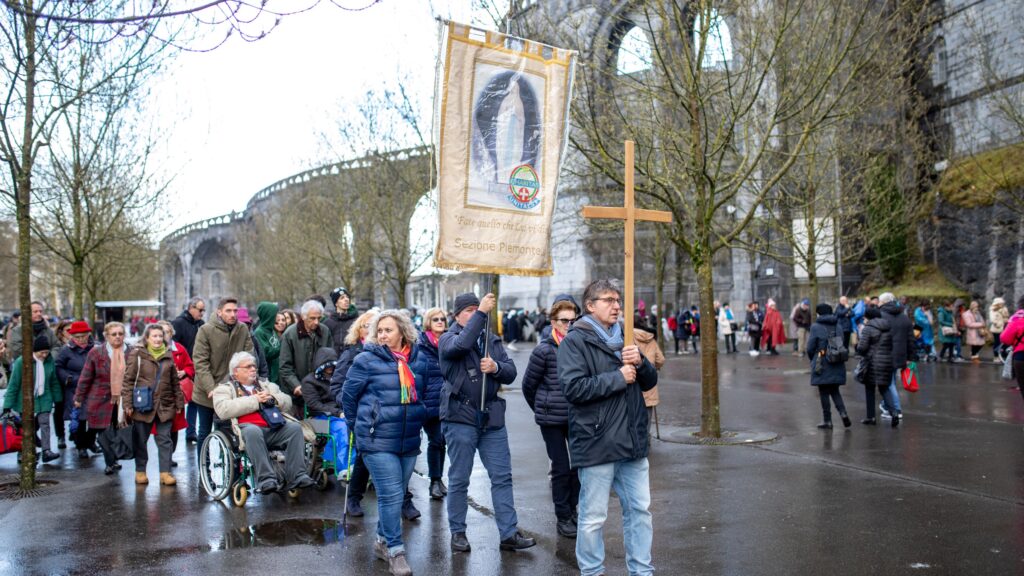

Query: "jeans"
<box><xmin>539</xmin><ymin>424</ymin><xmax>580</xmax><ymax>521</ymax></box>
<box><xmin>577</xmin><ymin>458</ymin><xmax>654</xmax><ymax>576</ymax></box>
<box><xmin>194</xmin><ymin>404</ymin><xmax>215</xmax><ymax>460</ymax></box>
<box><xmin>185</xmin><ymin>402</ymin><xmax>198</xmax><ymax>440</ymax></box>
<box><xmin>422</xmin><ymin>416</ymin><xmax>446</xmax><ymax>481</ymax></box>
<box><xmin>133</xmin><ymin>419</ymin><xmax>173</xmax><ymax>473</ymax></box>
<box><xmin>444</xmin><ymin>421</ymin><xmax>518</xmax><ymax>540</ymax></box>
<box><xmin>239</xmin><ymin>421</ymin><xmax>309</xmax><ymax>489</ymax></box>
<box><xmin>362</xmin><ymin>451</ymin><xmax>417</xmax><ymax>555</ymax></box>
<box><xmin>883</xmin><ymin>370</ymin><xmax>903</xmax><ymax>414</ymax></box>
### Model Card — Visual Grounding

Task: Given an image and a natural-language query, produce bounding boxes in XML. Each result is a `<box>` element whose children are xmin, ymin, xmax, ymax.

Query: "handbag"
<box><xmin>259</xmin><ymin>402</ymin><xmax>286</xmax><ymax>429</ymax></box>
<box><xmin>941</xmin><ymin>326</ymin><xmax>957</xmax><ymax>337</ymax></box>
<box><xmin>131</xmin><ymin>354</ymin><xmax>154</xmax><ymax>413</ymax></box>
<box><xmin>99</xmin><ymin>399</ymin><xmax>134</xmax><ymax>460</ymax></box>
<box><xmin>901</xmin><ymin>362</ymin><xmax>919</xmax><ymax>393</ymax></box>
<box><xmin>853</xmin><ymin>356</ymin><xmax>870</xmax><ymax>384</ymax></box>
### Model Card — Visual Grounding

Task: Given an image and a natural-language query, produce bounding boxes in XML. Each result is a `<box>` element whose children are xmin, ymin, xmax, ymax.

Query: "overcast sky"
<box><xmin>151</xmin><ymin>0</ymin><xmax>481</xmax><ymax>236</ymax></box>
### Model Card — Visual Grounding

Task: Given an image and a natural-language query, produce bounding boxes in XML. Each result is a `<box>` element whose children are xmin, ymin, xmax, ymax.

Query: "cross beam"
<box><xmin>581</xmin><ymin>141</ymin><xmax>673</xmax><ymax>345</ymax></box>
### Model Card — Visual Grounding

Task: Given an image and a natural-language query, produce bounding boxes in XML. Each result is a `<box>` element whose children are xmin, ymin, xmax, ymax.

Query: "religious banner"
<box><xmin>433</xmin><ymin>21</ymin><xmax>576</xmax><ymax>276</ymax></box>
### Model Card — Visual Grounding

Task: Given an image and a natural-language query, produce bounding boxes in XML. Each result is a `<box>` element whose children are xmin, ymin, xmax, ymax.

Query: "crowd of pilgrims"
<box><xmin>2</xmin><ymin>284</ymin><xmax>1023</xmax><ymax>576</ymax></box>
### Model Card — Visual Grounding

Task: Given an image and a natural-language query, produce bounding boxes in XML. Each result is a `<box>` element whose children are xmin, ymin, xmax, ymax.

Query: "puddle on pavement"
<box><xmin>213</xmin><ymin>518</ymin><xmax>361</xmax><ymax>549</ymax></box>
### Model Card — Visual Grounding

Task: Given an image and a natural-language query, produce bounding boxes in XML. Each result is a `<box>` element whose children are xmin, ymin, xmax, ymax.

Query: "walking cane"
<box><xmin>342</xmin><ymin>429</ymin><xmax>355</xmax><ymax>532</ymax></box>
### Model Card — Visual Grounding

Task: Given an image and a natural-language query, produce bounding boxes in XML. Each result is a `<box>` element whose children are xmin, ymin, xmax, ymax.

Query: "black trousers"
<box><xmin>748</xmin><ymin>331</ymin><xmax>761</xmax><ymax>351</ymax></box>
<box><xmin>52</xmin><ymin>401</ymin><xmax>66</xmax><ymax>441</ymax></box>
<box><xmin>940</xmin><ymin>342</ymin><xmax>956</xmax><ymax>361</ymax></box>
<box><xmin>538</xmin><ymin>424</ymin><xmax>580</xmax><ymax>522</ymax></box>
<box><xmin>422</xmin><ymin>416</ymin><xmax>446</xmax><ymax>481</ymax></box>
<box><xmin>1015</xmin><ymin>358</ymin><xmax>1024</xmax><ymax>403</ymax></box>
<box><xmin>817</xmin><ymin>385</ymin><xmax>847</xmax><ymax>420</ymax></box>
<box><xmin>724</xmin><ymin>333</ymin><xmax>737</xmax><ymax>352</ymax></box>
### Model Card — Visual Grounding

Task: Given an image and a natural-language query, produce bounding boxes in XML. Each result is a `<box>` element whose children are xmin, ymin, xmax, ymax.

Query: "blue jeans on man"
<box><xmin>443</xmin><ymin>421</ymin><xmax>518</xmax><ymax>540</ymax></box>
<box><xmin>881</xmin><ymin>370</ymin><xmax>903</xmax><ymax>415</ymax></box>
<box><xmin>185</xmin><ymin>402</ymin><xmax>198</xmax><ymax>441</ymax></box>
<box><xmin>362</xmin><ymin>451</ymin><xmax>417</xmax><ymax>556</ymax></box>
<box><xmin>577</xmin><ymin>457</ymin><xmax>654</xmax><ymax>576</ymax></box>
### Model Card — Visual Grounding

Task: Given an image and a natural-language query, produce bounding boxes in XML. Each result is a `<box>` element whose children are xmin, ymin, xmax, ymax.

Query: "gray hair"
<box><xmin>229</xmin><ymin>351</ymin><xmax>257</xmax><ymax>375</ymax></box>
<box><xmin>879</xmin><ymin>292</ymin><xmax>896</xmax><ymax>305</ymax></box>
<box><xmin>187</xmin><ymin>297</ymin><xmax>204</xmax><ymax>310</ymax></box>
<box><xmin>368</xmin><ymin>309</ymin><xmax>418</xmax><ymax>348</ymax></box>
<box><xmin>582</xmin><ymin>279</ymin><xmax>622</xmax><ymax>312</ymax></box>
<box><xmin>300</xmin><ymin>299</ymin><xmax>325</xmax><ymax>318</ymax></box>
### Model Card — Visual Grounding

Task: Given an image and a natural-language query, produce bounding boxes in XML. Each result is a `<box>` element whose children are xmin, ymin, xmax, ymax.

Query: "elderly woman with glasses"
<box><xmin>522</xmin><ymin>294</ymin><xmax>582</xmax><ymax>539</ymax></box>
<box><xmin>212</xmin><ymin>351</ymin><xmax>315</xmax><ymax>494</ymax></box>
<box><xmin>56</xmin><ymin>321</ymin><xmax>95</xmax><ymax>459</ymax></box>
<box><xmin>342</xmin><ymin>310</ymin><xmax>427</xmax><ymax>576</ymax></box>
<box><xmin>413</xmin><ymin>307</ymin><xmax>450</xmax><ymax>500</ymax></box>
<box><xmin>75</xmin><ymin>322</ymin><xmax>129</xmax><ymax>474</ymax></box>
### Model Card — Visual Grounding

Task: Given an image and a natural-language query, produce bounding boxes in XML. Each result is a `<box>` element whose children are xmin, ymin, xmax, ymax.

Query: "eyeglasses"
<box><xmin>552</xmin><ymin>318</ymin><xmax>575</xmax><ymax>325</ymax></box>
<box><xmin>108</xmin><ymin>332</ymin><xmax>125</xmax><ymax>337</ymax></box>
<box><xmin>239</xmin><ymin>364</ymin><xmax>257</xmax><ymax>370</ymax></box>
<box><xmin>431</xmin><ymin>317</ymin><xmax>446</xmax><ymax>323</ymax></box>
<box><xmin>594</xmin><ymin>297</ymin><xmax>622</xmax><ymax>306</ymax></box>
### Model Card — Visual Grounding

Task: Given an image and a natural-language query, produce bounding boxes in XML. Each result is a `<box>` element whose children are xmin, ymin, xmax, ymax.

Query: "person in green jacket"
<box><xmin>3</xmin><ymin>335</ymin><xmax>63</xmax><ymax>462</ymax></box>
<box><xmin>279</xmin><ymin>299</ymin><xmax>334</xmax><ymax>417</ymax></box>
<box><xmin>253</xmin><ymin>302</ymin><xmax>283</xmax><ymax>385</ymax></box>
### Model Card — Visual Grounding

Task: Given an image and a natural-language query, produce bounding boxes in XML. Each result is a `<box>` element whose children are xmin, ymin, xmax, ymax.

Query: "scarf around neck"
<box><xmin>33</xmin><ymin>357</ymin><xmax>45</xmax><ymax>398</ymax></box>
<box><xmin>147</xmin><ymin>343</ymin><xmax>167</xmax><ymax>360</ymax></box>
<box><xmin>107</xmin><ymin>342</ymin><xmax>125</xmax><ymax>399</ymax></box>
<box><xmin>551</xmin><ymin>327</ymin><xmax>565</xmax><ymax>346</ymax></box>
<box><xmin>390</xmin><ymin>344</ymin><xmax>417</xmax><ymax>404</ymax></box>
<box><xmin>426</xmin><ymin>331</ymin><xmax>440</xmax><ymax>348</ymax></box>
<box><xmin>580</xmin><ymin>315</ymin><xmax>624</xmax><ymax>357</ymax></box>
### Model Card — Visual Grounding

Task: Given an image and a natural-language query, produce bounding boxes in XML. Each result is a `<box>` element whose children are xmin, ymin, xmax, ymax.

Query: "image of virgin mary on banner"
<box><xmin>434</xmin><ymin>22</ymin><xmax>576</xmax><ymax>276</ymax></box>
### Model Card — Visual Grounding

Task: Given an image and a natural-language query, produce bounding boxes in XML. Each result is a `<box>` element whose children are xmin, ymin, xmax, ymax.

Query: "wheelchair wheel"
<box><xmin>200</xmin><ymin>431</ymin><xmax>235</xmax><ymax>501</ymax></box>
<box><xmin>315</xmin><ymin>469</ymin><xmax>331</xmax><ymax>491</ymax></box>
<box><xmin>287</xmin><ymin>488</ymin><xmax>300</xmax><ymax>499</ymax></box>
<box><xmin>231</xmin><ymin>482</ymin><xmax>249</xmax><ymax>507</ymax></box>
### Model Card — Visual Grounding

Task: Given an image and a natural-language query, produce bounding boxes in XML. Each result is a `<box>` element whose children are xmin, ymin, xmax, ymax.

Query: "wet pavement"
<box><xmin>1</xmin><ymin>345</ymin><xmax>1022</xmax><ymax>575</ymax></box>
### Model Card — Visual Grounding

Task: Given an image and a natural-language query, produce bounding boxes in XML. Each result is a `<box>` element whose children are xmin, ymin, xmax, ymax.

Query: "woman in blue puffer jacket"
<box><xmin>342</xmin><ymin>310</ymin><xmax>426</xmax><ymax>576</ymax></box>
<box><xmin>522</xmin><ymin>294</ymin><xmax>581</xmax><ymax>539</ymax></box>
<box><xmin>412</xmin><ymin>307</ymin><xmax>448</xmax><ymax>501</ymax></box>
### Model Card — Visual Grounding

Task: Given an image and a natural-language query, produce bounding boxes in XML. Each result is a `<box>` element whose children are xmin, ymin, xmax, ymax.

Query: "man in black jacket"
<box><xmin>324</xmin><ymin>287</ymin><xmax>358</xmax><ymax>356</ymax></box>
<box><xmin>557</xmin><ymin>279</ymin><xmax>658</xmax><ymax>576</ymax></box>
<box><xmin>172</xmin><ymin>297</ymin><xmax>205</xmax><ymax>444</ymax></box>
<box><xmin>879</xmin><ymin>292</ymin><xmax>916</xmax><ymax>424</ymax></box>
<box><xmin>439</xmin><ymin>292</ymin><xmax>535</xmax><ymax>554</ymax></box>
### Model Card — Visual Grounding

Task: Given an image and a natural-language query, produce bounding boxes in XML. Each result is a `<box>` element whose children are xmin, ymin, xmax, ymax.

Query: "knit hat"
<box><xmin>453</xmin><ymin>293</ymin><xmax>480</xmax><ymax>316</ymax></box>
<box><xmin>330</xmin><ymin>287</ymin><xmax>349</xmax><ymax>305</ymax></box>
<box><xmin>802</xmin><ymin>298</ymin><xmax>810</xmax><ymax>305</ymax></box>
<box><xmin>32</xmin><ymin>334</ymin><xmax>49</xmax><ymax>352</ymax></box>
<box><xmin>68</xmin><ymin>320</ymin><xmax>91</xmax><ymax>334</ymax></box>
<box><xmin>816</xmin><ymin>303</ymin><xmax>833</xmax><ymax>316</ymax></box>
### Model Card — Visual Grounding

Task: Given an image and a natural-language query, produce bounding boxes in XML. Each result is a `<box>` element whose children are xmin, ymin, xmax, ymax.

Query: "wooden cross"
<box><xmin>581</xmin><ymin>141</ymin><xmax>673</xmax><ymax>345</ymax></box>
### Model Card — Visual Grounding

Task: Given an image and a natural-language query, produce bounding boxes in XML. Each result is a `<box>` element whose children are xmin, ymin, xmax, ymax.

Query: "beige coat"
<box><xmin>212</xmin><ymin>377</ymin><xmax>292</xmax><ymax>451</ymax></box>
<box><xmin>989</xmin><ymin>300</ymin><xmax>1010</xmax><ymax>334</ymax></box>
<box><xmin>635</xmin><ymin>330</ymin><xmax>665</xmax><ymax>407</ymax></box>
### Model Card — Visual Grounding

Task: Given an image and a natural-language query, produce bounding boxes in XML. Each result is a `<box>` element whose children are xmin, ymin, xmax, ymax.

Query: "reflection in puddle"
<box><xmin>213</xmin><ymin>518</ymin><xmax>360</xmax><ymax>549</ymax></box>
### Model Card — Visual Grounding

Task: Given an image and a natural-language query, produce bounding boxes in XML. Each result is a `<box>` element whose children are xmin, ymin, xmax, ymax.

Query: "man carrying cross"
<box><xmin>557</xmin><ymin>278</ymin><xmax>658</xmax><ymax>576</ymax></box>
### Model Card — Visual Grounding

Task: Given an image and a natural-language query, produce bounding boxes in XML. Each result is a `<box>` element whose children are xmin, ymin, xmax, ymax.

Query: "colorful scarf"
<box><xmin>551</xmin><ymin>327</ymin><xmax>565</xmax><ymax>347</ymax></box>
<box><xmin>391</xmin><ymin>345</ymin><xmax>417</xmax><ymax>404</ymax></box>
<box><xmin>426</xmin><ymin>331</ymin><xmax>440</xmax><ymax>348</ymax></box>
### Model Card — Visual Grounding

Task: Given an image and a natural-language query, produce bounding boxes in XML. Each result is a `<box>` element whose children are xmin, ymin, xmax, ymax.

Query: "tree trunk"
<box><xmin>696</xmin><ymin>252</ymin><xmax>721</xmax><ymax>438</ymax></box>
<box><xmin>17</xmin><ymin>0</ymin><xmax>38</xmax><ymax>490</ymax></box>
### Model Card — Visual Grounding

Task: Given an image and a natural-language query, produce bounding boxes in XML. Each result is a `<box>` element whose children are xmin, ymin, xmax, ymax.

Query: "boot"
<box><xmin>387</xmin><ymin>551</ymin><xmax>413</xmax><ymax>576</ymax></box>
<box><xmin>160</xmin><ymin>472</ymin><xmax>176</xmax><ymax>485</ymax></box>
<box><xmin>861</xmin><ymin>418</ymin><xmax>877</xmax><ymax>425</ymax></box>
<box><xmin>401</xmin><ymin>499</ymin><xmax>421</xmax><ymax>521</ymax></box>
<box><xmin>429</xmin><ymin>480</ymin><xmax>445</xmax><ymax>500</ymax></box>
<box><xmin>840</xmin><ymin>413</ymin><xmax>852</xmax><ymax>428</ymax></box>
<box><xmin>892</xmin><ymin>412</ymin><xmax>900</xmax><ymax>428</ymax></box>
<box><xmin>556</xmin><ymin>517</ymin><xmax>578</xmax><ymax>538</ymax></box>
<box><xmin>41</xmin><ymin>449</ymin><xmax>60</xmax><ymax>462</ymax></box>
<box><xmin>500</xmin><ymin>530</ymin><xmax>537</xmax><ymax>551</ymax></box>
<box><xmin>135</xmin><ymin>472</ymin><xmax>149</xmax><ymax>485</ymax></box>
<box><xmin>346</xmin><ymin>499</ymin><xmax>365</xmax><ymax>517</ymax></box>
<box><xmin>450</xmin><ymin>532</ymin><xmax>471</xmax><ymax>553</ymax></box>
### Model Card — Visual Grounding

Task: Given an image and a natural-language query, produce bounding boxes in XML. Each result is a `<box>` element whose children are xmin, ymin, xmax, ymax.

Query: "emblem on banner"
<box><xmin>507</xmin><ymin>164</ymin><xmax>541</xmax><ymax>210</ymax></box>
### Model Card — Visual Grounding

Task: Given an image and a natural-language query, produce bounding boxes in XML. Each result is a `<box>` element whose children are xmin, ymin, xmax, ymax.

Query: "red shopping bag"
<box><xmin>902</xmin><ymin>363</ymin><xmax>919</xmax><ymax>393</ymax></box>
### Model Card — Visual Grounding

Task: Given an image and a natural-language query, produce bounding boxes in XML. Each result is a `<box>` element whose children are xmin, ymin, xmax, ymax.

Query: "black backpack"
<box><xmin>825</xmin><ymin>327</ymin><xmax>849</xmax><ymax>364</ymax></box>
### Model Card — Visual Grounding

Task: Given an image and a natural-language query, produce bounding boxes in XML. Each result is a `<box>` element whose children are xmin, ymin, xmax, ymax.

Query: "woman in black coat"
<box><xmin>806</xmin><ymin>304</ymin><xmax>850</xmax><ymax>429</ymax></box>
<box><xmin>522</xmin><ymin>295</ymin><xmax>581</xmax><ymax>539</ymax></box>
<box><xmin>855</xmin><ymin>306</ymin><xmax>900</xmax><ymax>427</ymax></box>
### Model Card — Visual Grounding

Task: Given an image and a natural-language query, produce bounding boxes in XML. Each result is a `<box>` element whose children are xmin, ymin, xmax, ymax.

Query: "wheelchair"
<box><xmin>304</xmin><ymin>411</ymin><xmax>357</xmax><ymax>490</ymax></box>
<box><xmin>199</xmin><ymin>420</ymin><xmax>316</xmax><ymax>507</ymax></box>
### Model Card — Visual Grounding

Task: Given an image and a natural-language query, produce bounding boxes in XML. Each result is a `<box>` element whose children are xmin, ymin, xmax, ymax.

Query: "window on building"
<box><xmin>617</xmin><ymin>26</ymin><xmax>653</xmax><ymax>75</ymax></box>
<box><xmin>694</xmin><ymin>9</ymin><xmax>733</xmax><ymax>69</ymax></box>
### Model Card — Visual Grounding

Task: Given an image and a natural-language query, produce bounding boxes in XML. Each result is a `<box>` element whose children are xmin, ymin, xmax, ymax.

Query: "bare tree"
<box><xmin>556</xmin><ymin>0</ymin><xmax>924</xmax><ymax>437</ymax></box>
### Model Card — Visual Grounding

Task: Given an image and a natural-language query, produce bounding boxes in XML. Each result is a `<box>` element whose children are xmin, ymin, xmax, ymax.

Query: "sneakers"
<box><xmin>41</xmin><ymin>449</ymin><xmax>60</xmax><ymax>463</ymax></box>
<box><xmin>879</xmin><ymin>404</ymin><xmax>891</xmax><ymax>419</ymax></box>
<box><xmin>135</xmin><ymin>472</ymin><xmax>149</xmax><ymax>485</ymax></box>
<box><xmin>556</xmin><ymin>517</ymin><xmax>577</xmax><ymax>538</ymax></box>
<box><xmin>892</xmin><ymin>412</ymin><xmax>900</xmax><ymax>428</ymax></box>
<box><xmin>402</xmin><ymin>499</ymin><xmax>421</xmax><ymax>521</ymax></box>
<box><xmin>159</xmin><ymin>473</ymin><xmax>177</xmax><ymax>486</ymax></box>
<box><xmin>346</xmin><ymin>499</ymin><xmax>365</xmax><ymax>517</ymax></box>
<box><xmin>450</xmin><ymin>532</ymin><xmax>471</xmax><ymax>553</ymax></box>
<box><xmin>388</xmin><ymin>551</ymin><xmax>413</xmax><ymax>576</ymax></box>
<box><xmin>500</xmin><ymin>530</ymin><xmax>536</xmax><ymax>551</ymax></box>
<box><xmin>749</xmin><ymin>350</ymin><xmax>760</xmax><ymax>357</ymax></box>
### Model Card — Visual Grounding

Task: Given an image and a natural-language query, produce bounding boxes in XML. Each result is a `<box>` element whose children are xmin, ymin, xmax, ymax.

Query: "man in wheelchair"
<box><xmin>213</xmin><ymin>351</ymin><xmax>315</xmax><ymax>493</ymax></box>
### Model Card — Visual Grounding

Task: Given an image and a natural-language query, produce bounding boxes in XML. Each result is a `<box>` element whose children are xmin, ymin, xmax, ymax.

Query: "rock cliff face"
<box><xmin>922</xmin><ymin>195</ymin><xmax>1023</xmax><ymax>305</ymax></box>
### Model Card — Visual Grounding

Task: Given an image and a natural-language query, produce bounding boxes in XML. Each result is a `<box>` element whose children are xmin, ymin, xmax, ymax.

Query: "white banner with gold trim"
<box><xmin>433</xmin><ymin>21</ymin><xmax>576</xmax><ymax>276</ymax></box>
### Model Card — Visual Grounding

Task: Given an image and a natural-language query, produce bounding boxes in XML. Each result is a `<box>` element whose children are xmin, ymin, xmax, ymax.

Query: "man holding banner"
<box><xmin>557</xmin><ymin>279</ymin><xmax>658</xmax><ymax>576</ymax></box>
<box><xmin>439</xmin><ymin>292</ymin><xmax>535</xmax><ymax>553</ymax></box>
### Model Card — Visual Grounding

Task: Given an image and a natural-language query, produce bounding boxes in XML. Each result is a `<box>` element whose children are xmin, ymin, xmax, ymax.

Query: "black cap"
<box><xmin>330</xmin><ymin>287</ymin><xmax>349</xmax><ymax>304</ymax></box>
<box><xmin>816</xmin><ymin>303</ymin><xmax>833</xmax><ymax>316</ymax></box>
<box><xmin>453</xmin><ymin>293</ymin><xmax>480</xmax><ymax>316</ymax></box>
<box><xmin>11</xmin><ymin>310</ymin><xmax>20</xmax><ymax>318</ymax></box>
<box><xmin>32</xmin><ymin>335</ymin><xmax>49</xmax><ymax>352</ymax></box>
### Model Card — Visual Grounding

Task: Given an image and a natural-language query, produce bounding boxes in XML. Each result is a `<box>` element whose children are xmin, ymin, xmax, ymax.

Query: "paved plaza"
<box><xmin>1</xmin><ymin>344</ymin><xmax>1021</xmax><ymax>575</ymax></box>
